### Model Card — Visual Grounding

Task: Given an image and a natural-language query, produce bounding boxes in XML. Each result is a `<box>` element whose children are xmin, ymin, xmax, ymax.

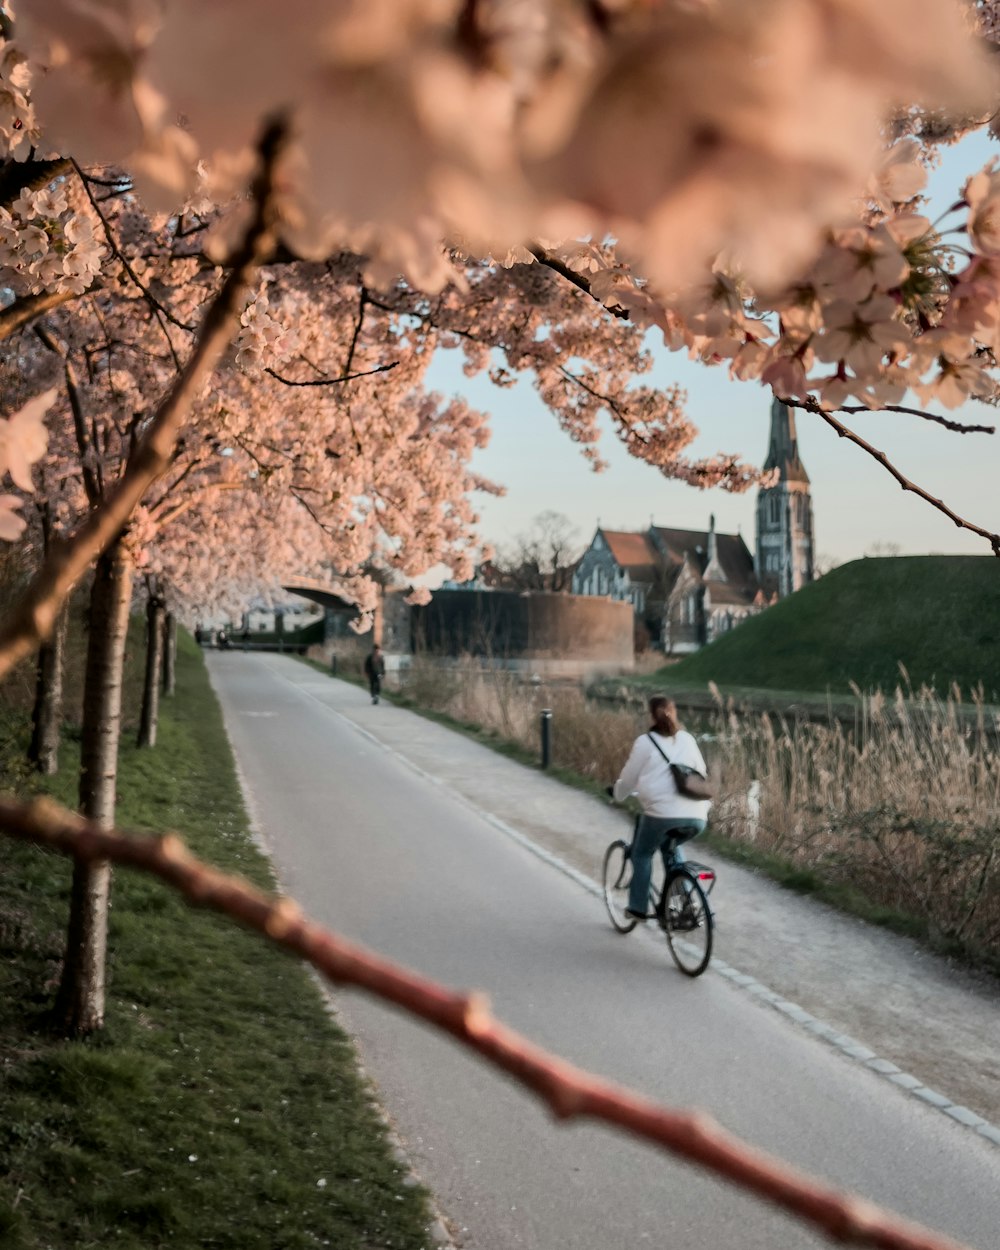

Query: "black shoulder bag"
<box><xmin>647</xmin><ymin>732</ymin><xmax>714</xmax><ymax>801</ymax></box>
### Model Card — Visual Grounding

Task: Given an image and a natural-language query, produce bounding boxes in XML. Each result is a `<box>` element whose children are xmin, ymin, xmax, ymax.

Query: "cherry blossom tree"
<box><xmin>0</xmin><ymin>0</ymin><xmax>996</xmax><ymax>1039</ymax></box>
<box><xmin>0</xmin><ymin>168</ymin><xmax>515</xmax><ymax>1029</ymax></box>
<box><xmin>0</xmin><ymin>3</ymin><xmax>999</xmax><ymax>1238</ymax></box>
<box><xmin>2</xmin><ymin>1</ymin><xmax>999</xmax><ymax>571</ymax></box>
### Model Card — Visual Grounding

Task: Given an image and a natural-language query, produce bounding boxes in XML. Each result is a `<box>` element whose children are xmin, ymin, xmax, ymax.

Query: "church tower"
<box><xmin>755</xmin><ymin>398</ymin><xmax>814</xmax><ymax>597</ymax></box>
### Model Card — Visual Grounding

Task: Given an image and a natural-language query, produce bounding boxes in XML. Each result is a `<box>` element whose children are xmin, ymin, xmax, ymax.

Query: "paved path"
<box><xmin>207</xmin><ymin>653</ymin><xmax>1000</xmax><ymax>1250</ymax></box>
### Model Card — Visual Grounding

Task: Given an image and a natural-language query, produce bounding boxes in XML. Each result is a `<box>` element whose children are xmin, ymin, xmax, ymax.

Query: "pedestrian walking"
<box><xmin>364</xmin><ymin>645</ymin><xmax>386</xmax><ymax>704</ymax></box>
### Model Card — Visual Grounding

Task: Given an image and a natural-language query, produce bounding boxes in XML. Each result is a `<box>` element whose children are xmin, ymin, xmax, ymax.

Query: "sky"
<box><xmin>424</xmin><ymin>138</ymin><xmax>1000</xmax><ymax>569</ymax></box>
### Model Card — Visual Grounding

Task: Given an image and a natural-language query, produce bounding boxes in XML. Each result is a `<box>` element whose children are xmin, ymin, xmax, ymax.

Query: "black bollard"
<box><xmin>330</xmin><ymin>653</ymin><xmax>338</xmax><ymax>675</ymax></box>
<box><xmin>540</xmin><ymin>708</ymin><xmax>552</xmax><ymax>770</ymax></box>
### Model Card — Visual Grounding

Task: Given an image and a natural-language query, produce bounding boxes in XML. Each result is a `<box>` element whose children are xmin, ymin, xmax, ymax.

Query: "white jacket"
<box><xmin>613</xmin><ymin>729</ymin><xmax>711</xmax><ymax>821</ymax></box>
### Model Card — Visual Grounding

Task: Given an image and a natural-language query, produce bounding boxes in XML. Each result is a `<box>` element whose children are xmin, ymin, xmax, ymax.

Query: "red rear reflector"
<box><xmin>698</xmin><ymin>871</ymin><xmax>715</xmax><ymax>880</ymax></box>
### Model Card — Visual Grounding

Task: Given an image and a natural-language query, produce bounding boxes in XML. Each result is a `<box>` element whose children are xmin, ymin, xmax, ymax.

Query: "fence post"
<box><xmin>540</xmin><ymin>708</ymin><xmax>552</xmax><ymax>770</ymax></box>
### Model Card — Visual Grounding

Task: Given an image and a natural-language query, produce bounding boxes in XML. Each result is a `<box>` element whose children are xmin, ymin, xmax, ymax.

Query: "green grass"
<box><xmin>0</xmin><ymin>630</ymin><xmax>435</xmax><ymax>1250</ymax></box>
<box><xmin>655</xmin><ymin>556</ymin><xmax>1000</xmax><ymax>699</ymax></box>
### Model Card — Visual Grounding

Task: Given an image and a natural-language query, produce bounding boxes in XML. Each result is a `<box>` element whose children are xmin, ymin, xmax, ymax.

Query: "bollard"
<box><xmin>330</xmin><ymin>653</ymin><xmax>338</xmax><ymax>675</ymax></box>
<box><xmin>540</xmin><ymin>708</ymin><xmax>552</xmax><ymax>770</ymax></box>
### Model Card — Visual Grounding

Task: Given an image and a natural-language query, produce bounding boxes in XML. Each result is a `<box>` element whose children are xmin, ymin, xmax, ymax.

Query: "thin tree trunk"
<box><xmin>137</xmin><ymin>590</ymin><xmax>165</xmax><ymax>748</ymax></box>
<box><xmin>162</xmin><ymin>612</ymin><xmax>176</xmax><ymax>696</ymax></box>
<box><xmin>28</xmin><ymin>603</ymin><xmax>67</xmax><ymax>774</ymax></box>
<box><xmin>54</xmin><ymin>536</ymin><xmax>133</xmax><ymax>1036</ymax></box>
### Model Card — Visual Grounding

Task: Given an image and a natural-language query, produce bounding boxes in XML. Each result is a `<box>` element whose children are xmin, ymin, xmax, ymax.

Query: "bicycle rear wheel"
<box><xmin>663</xmin><ymin>869</ymin><xmax>713</xmax><ymax>976</ymax></box>
<box><xmin>602</xmin><ymin>841</ymin><xmax>636</xmax><ymax>933</ymax></box>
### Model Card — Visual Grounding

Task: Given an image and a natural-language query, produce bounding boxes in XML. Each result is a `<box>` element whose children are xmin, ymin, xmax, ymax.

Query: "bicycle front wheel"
<box><xmin>602</xmin><ymin>841</ymin><xmax>636</xmax><ymax>933</ymax></box>
<box><xmin>663</xmin><ymin>870</ymin><xmax>713</xmax><ymax>976</ymax></box>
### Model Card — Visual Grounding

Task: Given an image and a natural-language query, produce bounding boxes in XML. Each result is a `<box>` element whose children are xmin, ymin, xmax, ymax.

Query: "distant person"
<box><xmin>611</xmin><ymin>695</ymin><xmax>711</xmax><ymax>921</ymax></box>
<box><xmin>217</xmin><ymin>628</ymin><xmax>229</xmax><ymax>650</ymax></box>
<box><xmin>364</xmin><ymin>645</ymin><xmax>386</xmax><ymax>704</ymax></box>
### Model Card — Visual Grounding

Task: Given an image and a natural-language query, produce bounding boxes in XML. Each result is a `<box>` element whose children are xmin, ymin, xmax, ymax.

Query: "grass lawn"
<box><xmin>0</xmin><ymin>631</ymin><xmax>436</xmax><ymax>1250</ymax></box>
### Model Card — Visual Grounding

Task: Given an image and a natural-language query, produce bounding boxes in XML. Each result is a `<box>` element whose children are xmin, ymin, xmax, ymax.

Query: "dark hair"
<box><xmin>648</xmin><ymin>695</ymin><xmax>679</xmax><ymax>738</ymax></box>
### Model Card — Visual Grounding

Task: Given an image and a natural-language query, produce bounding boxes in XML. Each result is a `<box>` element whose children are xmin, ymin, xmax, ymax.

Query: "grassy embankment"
<box><xmin>0</xmin><ymin>627</ymin><xmax>435</xmax><ymax>1250</ymax></box>
<box><xmin>651</xmin><ymin>555</ymin><xmax>1000</xmax><ymax>702</ymax></box>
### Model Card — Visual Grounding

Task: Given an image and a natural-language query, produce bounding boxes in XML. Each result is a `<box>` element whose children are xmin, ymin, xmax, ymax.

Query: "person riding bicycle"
<box><xmin>611</xmin><ymin>695</ymin><xmax>711</xmax><ymax>922</ymax></box>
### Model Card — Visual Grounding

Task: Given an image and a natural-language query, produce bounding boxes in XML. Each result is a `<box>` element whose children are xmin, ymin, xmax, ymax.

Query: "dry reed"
<box><xmin>391</xmin><ymin>659</ymin><xmax>1000</xmax><ymax>966</ymax></box>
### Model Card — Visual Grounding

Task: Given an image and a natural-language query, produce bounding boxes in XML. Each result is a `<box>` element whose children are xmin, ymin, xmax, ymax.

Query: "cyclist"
<box><xmin>611</xmin><ymin>695</ymin><xmax>711</xmax><ymax>922</ymax></box>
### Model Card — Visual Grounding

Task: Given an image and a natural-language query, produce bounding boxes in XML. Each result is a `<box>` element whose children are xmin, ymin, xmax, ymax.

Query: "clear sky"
<box><xmin>425</xmin><ymin>138</ymin><xmax>1000</xmax><ymax>568</ymax></box>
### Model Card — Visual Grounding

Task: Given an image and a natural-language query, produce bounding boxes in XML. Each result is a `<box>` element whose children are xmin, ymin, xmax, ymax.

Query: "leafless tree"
<box><xmin>492</xmin><ymin>510</ymin><xmax>582</xmax><ymax>592</ymax></box>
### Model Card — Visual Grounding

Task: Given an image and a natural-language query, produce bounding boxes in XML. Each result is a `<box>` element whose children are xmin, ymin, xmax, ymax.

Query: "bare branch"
<box><xmin>343</xmin><ymin>284</ymin><xmax>369</xmax><ymax>376</ymax></box>
<box><xmin>836</xmin><ymin>404</ymin><xmax>995</xmax><ymax>435</ymax></box>
<box><xmin>786</xmin><ymin>398</ymin><xmax>1000</xmax><ymax>556</ymax></box>
<box><xmin>0</xmin><ymin>792</ymin><xmax>978</xmax><ymax>1250</ymax></box>
<box><xmin>0</xmin><ymin>118</ymin><xmax>288</xmax><ymax>681</ymax></box>
<box><xmin>264</xmin><ymin>361</ymin><xmax>399</xmax><ymax>387</ymax></box>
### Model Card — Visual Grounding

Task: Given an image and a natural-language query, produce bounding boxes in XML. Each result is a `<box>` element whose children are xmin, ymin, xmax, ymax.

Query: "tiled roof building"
<box><xmin>571</xmin><ymin>398</ymin><xmax>814</xmax><ymax>652</ymax></box>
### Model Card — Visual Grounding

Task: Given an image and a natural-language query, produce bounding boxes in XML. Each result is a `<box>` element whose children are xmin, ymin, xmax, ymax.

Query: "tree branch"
<box><xmin>0</xmin><ymin>792</ymin><xmax>978</xmax><ymax>1250</ymax></box>
<box><xmin>0</xmin><ymin>288</ymin><xmax>85</xmax><ymax>343</ymax></box>
<box><xmin>152</xmin><ymin>482</ymin><xmax>243</xmax><ymax>531</ymax></box>
<box><xmin>343</xmin><ymin>284</ymin><xmax>369</xmax><ymax>376</ymax></box>
<box><xmin>72</xmin><ymin>159</ymin><xmax>198</xmax><ymax>355</ymax></box>
<box><xmin>0</xmin><ymin>118</ymin><xmax>288</xmax><ymax>682</ymax></box>
<box><xmin>529</xmin><ymin>245</ymin><xmax>631</xmax><ymax>320</ymax></box>
<box><xmin>836</xmin><ymin>404</ymin><xmax>995</xmax><ymax>435</ymax></box>
<box><xmin>264</xmin><ymin>361</ymin><xmax>398</xmax><ymax>387</ymax></box>
<box><xmin>33</xmin><ymin>326</ymin><xmax>103</xmax><ymax>506</ymax></box>
<box><xmin>786</xmin><ymin>398</ymin><xmax>1000</xmax><ymax>556</ymax></box>
<box><xmin>0</xmin><ymin>156</ymin><xmax>72</xmax><ymax>208</ymax></box>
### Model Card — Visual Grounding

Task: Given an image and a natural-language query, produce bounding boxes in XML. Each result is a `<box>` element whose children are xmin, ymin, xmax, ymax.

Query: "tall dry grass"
<box><xmin>391</xmin><ymin>659</ymin><xmax>1000</xmax><ymax>966</ymax></box>
<box><xmin>395</xmin><ymin>656</ymin><xmax>640</xmax><ymax>783</ymax></box>
<box><xmin>710</xmin><ymin>682</ymin><xmax>1000</xmax><ymax>963</ymax></box>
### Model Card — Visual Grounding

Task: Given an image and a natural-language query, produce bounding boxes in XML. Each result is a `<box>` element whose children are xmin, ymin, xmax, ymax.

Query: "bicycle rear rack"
<box><xmin>683</xmin><ymin>861</ymin><xmax>717</xmax><ymax>895</ymax></box>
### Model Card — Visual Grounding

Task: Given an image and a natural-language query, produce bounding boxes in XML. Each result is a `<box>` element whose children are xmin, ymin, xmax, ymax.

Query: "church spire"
<box><xmin>704</xmin><ymin>512</ymin><xmax>725</xmax><ymax>581</ymax></box>
<box><xmin>763</xmin><ymin>398</ymin><xmax>810</xmax><ymax>485</ymax></box>
<box><xmin>755</xmin><ymin>397</ymin><xmax>815</xmax><ymax>597</ymax></box>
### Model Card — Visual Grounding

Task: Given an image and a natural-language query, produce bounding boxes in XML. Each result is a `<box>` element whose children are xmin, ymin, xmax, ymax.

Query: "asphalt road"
<box><xmin>206</xmin><ymin>653</ymin><xmax>1000</xmax><ymax>1250</ymax></box>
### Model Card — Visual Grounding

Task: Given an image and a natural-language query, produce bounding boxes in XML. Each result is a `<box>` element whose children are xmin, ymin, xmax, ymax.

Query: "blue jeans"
<box><xmin>627</xmin><ymin>816</ymin><xmax>707</xmax><ymax>914</ymax></box>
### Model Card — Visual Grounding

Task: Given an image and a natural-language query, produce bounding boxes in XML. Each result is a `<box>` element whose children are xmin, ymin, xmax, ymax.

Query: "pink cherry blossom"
<box><xmin>813</xmin><ymin>296</ymin><xmax>910</xmax><ymax>376</ymax></box>
<box><xmin>0</xmin><ymin>495</ymin><xmax>27</xmax><ymax>540</ymax></box>
<box><xmin>0</xmin><ymin>388</ymin><xmax>56</xmax><ymax>492</ymax></box>
<box><xmin>964</xmin><ymin>162</ymin><xmax>1000</xmax><ymax>256</ymax></box>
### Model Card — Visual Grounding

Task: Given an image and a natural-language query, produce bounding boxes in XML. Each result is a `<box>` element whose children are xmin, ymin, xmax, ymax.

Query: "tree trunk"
<box><xmin>137</xmin><ymin>592</ymin><xmax>165</xmax><ymax>748</ymax></box>
<box><xmin>54</xmin><ymin>536</ymin><xmax>133</xmax><ymax>1036</ymax></box>
<box><xmin>28</xmin><ymin>603</ymin><xmax>67</xmax><ymax>774</ymax></box>
<box><xmin>162</xmin><ymin>612</ymin><xmax>177</xmax><ymax>696</ymax></box>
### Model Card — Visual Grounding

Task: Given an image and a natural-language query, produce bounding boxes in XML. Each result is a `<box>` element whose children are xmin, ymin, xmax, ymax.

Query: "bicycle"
<box><xmin>602</xmin><ymin>816</ymin><xmax>716</xmax><ymax>977</ymax></box>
